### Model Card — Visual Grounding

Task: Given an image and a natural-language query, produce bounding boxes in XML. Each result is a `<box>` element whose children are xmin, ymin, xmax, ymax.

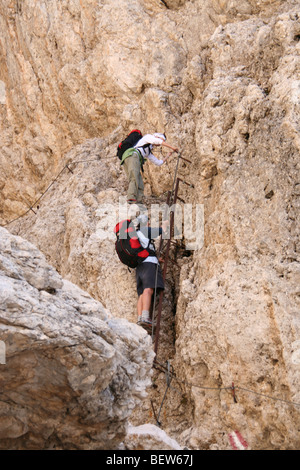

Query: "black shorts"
<box><xmin>136</xmin><ymin>262</ymin><xmax>165</xmax><ymax>297</ymax></box>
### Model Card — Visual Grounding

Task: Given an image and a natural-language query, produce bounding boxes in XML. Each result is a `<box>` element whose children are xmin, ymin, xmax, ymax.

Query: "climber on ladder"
<box><xmin>135</xmin><ymin>214</ymin><xmax>169</xmax><ymax>332</ymax></box>
<box><xmin>114</xmin><ymin>214</ymin><xmax>169</xmax><ymax>333</ymax></box>
<box><xmin>117</xmin><ymin>130</ymin><xmax>179</xmax><ymax>205</ymax></box>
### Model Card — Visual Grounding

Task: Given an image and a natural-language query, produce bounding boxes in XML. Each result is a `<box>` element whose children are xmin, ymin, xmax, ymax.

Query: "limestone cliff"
<box><xmin>0</xmin><ymin>226</ymin><xmax>155</xmax><ymax>449</ymax></box>
<box><xmin>0</xmin><ymin>0</ymin><xmax>300</xmax><ymax>450</ymax></box>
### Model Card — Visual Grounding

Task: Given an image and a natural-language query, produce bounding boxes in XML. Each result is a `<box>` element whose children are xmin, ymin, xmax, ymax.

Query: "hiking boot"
<box><xmin>137</xmin><ymin>317</ymin><xmax>155</xmax><ymax>334</ymax></box>
<box><xmin>137</xmin><ymin>316</ymin><xmax>151</xmax><ymax>326</ymax></box>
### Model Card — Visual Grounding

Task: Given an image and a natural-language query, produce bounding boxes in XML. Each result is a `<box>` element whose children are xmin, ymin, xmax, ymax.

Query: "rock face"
<box><xmin>174</xmin><ymin>8</ymin><xmax>300</xmax><ymax>450</ymax></box>
<box><xmin>0</xmin><ymin>227</ymin><xmax>154</xmax><ymax>450</ymax></box>
<box><xmin>0</xmin><ymin>0</ymin><xmax>300</xmax><ymax>451</ymax></box>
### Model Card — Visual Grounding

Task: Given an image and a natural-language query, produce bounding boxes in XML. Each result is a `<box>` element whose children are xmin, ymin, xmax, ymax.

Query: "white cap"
<box><xmin>154</xmin><ymin>133</ymin><xmax>166</xmax><ymax>141</ymax></box>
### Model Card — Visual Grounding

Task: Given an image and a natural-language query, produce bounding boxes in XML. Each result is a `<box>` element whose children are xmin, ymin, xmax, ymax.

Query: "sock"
<box><xmin>141</xmin><ymin>310</ymin><xmax>150</xmax><ymax>321</ymax></box>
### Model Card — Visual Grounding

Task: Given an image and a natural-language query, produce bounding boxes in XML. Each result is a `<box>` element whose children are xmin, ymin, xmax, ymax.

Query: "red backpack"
<box><xmin>114</xmin><ymin>220</ymin><xmax>155</xmax><ymax>268</ymax></box>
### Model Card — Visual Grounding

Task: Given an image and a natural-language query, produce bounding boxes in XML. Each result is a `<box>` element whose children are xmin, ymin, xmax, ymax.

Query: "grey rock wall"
<box><xmin>0</xmin><ymin>227</ymin><xmax>154</xmax><ymax>449</ymax></box>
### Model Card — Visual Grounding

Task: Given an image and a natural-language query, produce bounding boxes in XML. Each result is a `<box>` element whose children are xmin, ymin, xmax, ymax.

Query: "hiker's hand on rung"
<box><xmin>163</xmin><ymin>153</ymin><xmax>172</xmax><ymax>163</ymax></box>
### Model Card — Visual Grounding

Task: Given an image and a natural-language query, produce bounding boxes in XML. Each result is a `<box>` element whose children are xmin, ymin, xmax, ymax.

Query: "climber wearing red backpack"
<box><xmin>117</xmin><ymin>131</ymin><xmax>179</xmax><ymax>204</ymax></box>
<box><xmin>134</xmin><ymin>214</ymin><xmax>169</xmax><ymax>331</ymax></box>
<box><xmin>114</xmin><ymin>214</ymin><xmax>169</xmax><ymax>333</ymax></box>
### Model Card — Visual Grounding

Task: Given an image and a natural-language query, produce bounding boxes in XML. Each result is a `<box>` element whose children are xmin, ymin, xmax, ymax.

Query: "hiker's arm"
<box><xmin>152</xmin><ymin>139</ymin><xmax>178</xmax><ymax>153</ymax></box>
<box><xmin>161</xmin><ymin>141</ymin><xmax>179</xmax><ymax>153</ymax></box>
<box><xmin>149</xmin><ymin>227</ymin><xmax>162</xmax><ymax>238</ymax></box>
<box><xmin>145</xmin><ymin>134</ymin><xmax>178</xmax><ymax>153</ymax></box>
<box><xmin>139</xmin><ymin>227</ymin><xmax>163</xmax><ymax>239</ymax></box>
<box><xmin>162</xmin><ymin>153</ymin><xmax>173</xmax><ymax>163</ymax></box>
<box><xmin>147</xmin><ymin>153</ymin><xmax>164</xmax><ymax>166</ymax></box>
<box><xmin>146</xmin><ymin>222</ymin><xmax>169</xmax><ymax>237</ymax></box>
<box><xmin>147</xmin><ymin>151</ymin><xmax>175</xmax><ymax>166</ymax></box>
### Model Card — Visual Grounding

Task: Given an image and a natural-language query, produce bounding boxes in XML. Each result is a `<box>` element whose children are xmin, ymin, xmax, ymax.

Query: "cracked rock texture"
<box><xmin>0</xmin><ymin>226</ymin><xmax>154</xmax><ymax>449</ymax></box>
<box><xmin>0</xmin><ymin>0</ymin><xmax>300</xmax><ymax>450</ymax></box>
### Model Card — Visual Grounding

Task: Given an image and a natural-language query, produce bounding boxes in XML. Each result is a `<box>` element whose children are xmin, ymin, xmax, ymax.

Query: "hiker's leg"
<box><xmin>142</xmin><ymin>287</ymin><xmax>154</xmax><ymax>312</ymax></box>
<box><xmin>137</xmin><ymin>171</ymin><xmax>144</xmax><ymax>203</ymax></box>
<box><xmin>123</xmin><ymin>153</ymin><xmax>141</xmax><ymax>202</ymax></box>
<box><xmin>137</xmin><ymin>294</ymin><xmax>143</xmax><ymax>317</ymax></box>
